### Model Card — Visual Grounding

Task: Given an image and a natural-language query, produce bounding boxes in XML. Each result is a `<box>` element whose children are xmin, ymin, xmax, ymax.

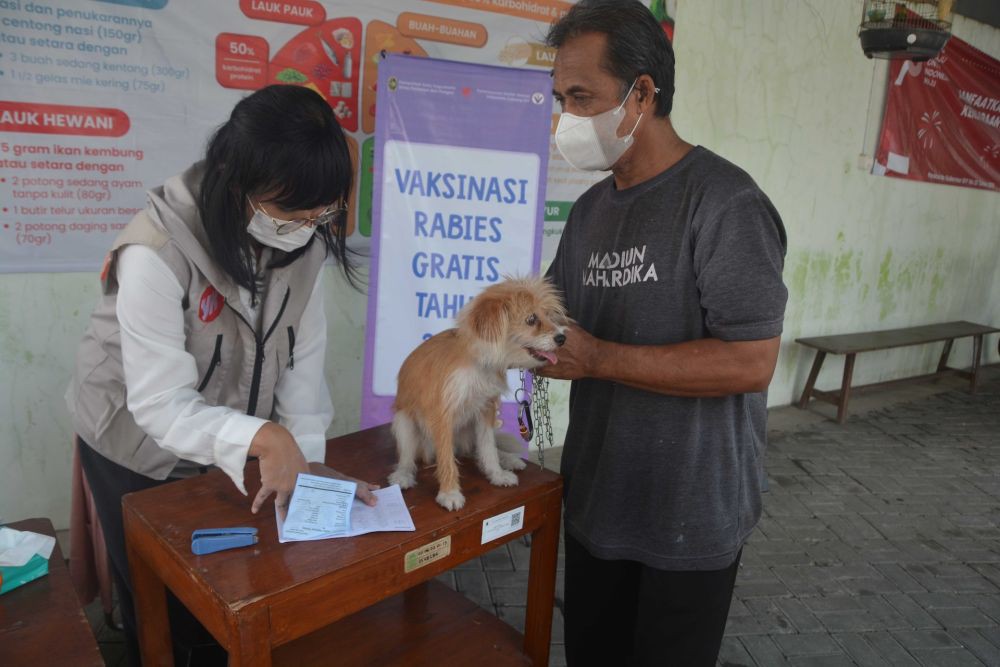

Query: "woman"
<box><xmin>67</xmin><ymin>84</ymin><xmax>378</xmax><ymax>664</ymax></box>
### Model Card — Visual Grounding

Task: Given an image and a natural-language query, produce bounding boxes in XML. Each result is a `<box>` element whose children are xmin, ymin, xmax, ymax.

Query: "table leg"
<box><xmin>837</xmin><ymin>353</ymin><xmax>856</xmax><ymax>424</ymax></box>
<box><xmin>798</xmin><ymin>351</ymin><xmax>826</xmax><ymax>409</ymax></box>
<box><xmin>126</xmin><ymin>539</ymin><xmax>173</xmax><ymax>667</ymax></box>
<box><xmin>936</xmin><ymin>338</ymin><xmax>954</xmax><ymax>372</ymax></box>
<box><xmin>523</xmin><ymin>492</ymin><xmax>561</xmax><ymax>666</ymax></box>
<box><xmin>970</xmin><ymin>334</ymin><xmax>984</xmax><ymax>393</ymax></box>
<box><xmin>227</xmin><ymin>605</ymin><xmax>272</xmax><ymax>667</ymax></box>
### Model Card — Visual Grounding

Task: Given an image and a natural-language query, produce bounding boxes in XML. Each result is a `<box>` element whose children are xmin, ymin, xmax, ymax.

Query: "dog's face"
<box><xmin>457</xmin><ymin>276</ymin><xmax>569</xmax><ymax>369</ymax></box>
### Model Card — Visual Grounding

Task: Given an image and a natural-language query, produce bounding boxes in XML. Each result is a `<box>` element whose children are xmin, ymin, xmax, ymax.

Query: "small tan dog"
<box><xmin>389</xmin><ymin>276</ymin><xmax>568</xmax><ymax>510</ymax></box>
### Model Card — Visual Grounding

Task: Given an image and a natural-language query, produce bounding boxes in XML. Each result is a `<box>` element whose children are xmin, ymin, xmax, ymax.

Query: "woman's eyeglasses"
<box><xmin>249</xmin><ymin>197</ymin><xmax>347</xmax><ymax>235</ymax></box>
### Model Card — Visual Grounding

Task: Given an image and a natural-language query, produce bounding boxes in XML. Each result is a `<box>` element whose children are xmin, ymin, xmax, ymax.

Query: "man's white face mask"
<box><xmin>554</xmin><ymin>79</ymin><xmax>657</xmax><ymax>171</ymax></box>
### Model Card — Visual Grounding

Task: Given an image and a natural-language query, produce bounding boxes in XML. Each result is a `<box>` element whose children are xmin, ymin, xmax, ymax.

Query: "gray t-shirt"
<box><xmin>547</xmin><ymin>146</ymin><xmax>788</xmax><ymax>571</ymax></box>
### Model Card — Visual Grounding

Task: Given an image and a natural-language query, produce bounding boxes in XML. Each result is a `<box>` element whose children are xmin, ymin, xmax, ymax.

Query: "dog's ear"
<box><xmin>467</xmin><ymin>291</ymin><xmax>509</xmax><ymax>344</ymax></box>
<box><xmin>536</xmin><ymin>279</ymin><xmax>570</xmax><ymax>326</ymax></box>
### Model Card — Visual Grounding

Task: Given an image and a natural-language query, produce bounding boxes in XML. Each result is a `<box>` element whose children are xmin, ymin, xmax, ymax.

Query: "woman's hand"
<box><xmin>248</xmin><ymin>422</ymin><xmax>309</xmax><ymax>513</ymax></box>
<box><xmin>308</xmin><ymin>462</ymin><xmax>380</xmax><ymax>507</ymax></box>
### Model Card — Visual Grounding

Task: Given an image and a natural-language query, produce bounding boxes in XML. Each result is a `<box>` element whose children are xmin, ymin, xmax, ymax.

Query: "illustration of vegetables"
<box><xmin>320</xmin><ymin>35</ymin><xmax>340</xmax><ymax>67</ymax></box>
<box><xmin>649</xmin><ymin>0</ymin><xmax>675</xmax><ymax>42</ymax></box>
<box><xmin>276</xmin><ymin>67</ymin><xmax>308</xmax><ymax>83</ymax></box>
<box><xmin>292</xmin><ymin>43</ymin><xmax>316</xmax><ymax>64</ymax></box>
<box><xmin>333</xmin><ymin>28</ymin><xmax>354</xmax><ymax>49</ymax></box>
<box><xmin>499</xmin><ymin>39</ymin><xmax>532</xmax><ymax>65</ymax></box>
<box><xmin>313</xmin><ymin>63</ymin><xmax>333</xmax><ymax>81</ymax></box>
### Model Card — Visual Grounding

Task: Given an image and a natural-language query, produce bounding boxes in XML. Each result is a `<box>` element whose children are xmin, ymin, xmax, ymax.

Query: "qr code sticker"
<box><xmin>511</xmin><ymin>511</ymin><xmax>522</xmax><ymax>527</ymax></box>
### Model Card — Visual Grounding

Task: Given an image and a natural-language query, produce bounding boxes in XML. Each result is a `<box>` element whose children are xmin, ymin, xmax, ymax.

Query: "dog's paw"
<box><xmin>499</xmin><ymin>452</ymin><xmax>528</xmax><ymax>471</ymax></box>
<box><xmin>488</xmin><ymin>469</ymin><xmax>519</xmax><ymax>487</ymax></box>
<box><xmin>388</xmin><ymin>469</ymin><xmax>416</xmax><ymax>489</ymax></box>
<box><xmin>436</xmin><ymin>489</ymin><xmax>466</xmax><ymax>511</ymax></box>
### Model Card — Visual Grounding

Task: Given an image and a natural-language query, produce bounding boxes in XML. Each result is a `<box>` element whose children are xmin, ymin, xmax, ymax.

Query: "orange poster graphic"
<box><xmin>267</xmin><ymin>18</ymin><xmax>363</xmax><ymax>132</ymax></box>
<box><xmin>422</xmin><ymin>0</ymin><xmax>571</xmax><ymax>23</ymax></box>
<box><xmin>396</xmin><ymin>12</ymin><xmax>488</xmax><ymax>48</ymax></box>
<box><xmin>498</xmin><ymin>38</ymin><xmax>556</xmax><ymax>68</ymax></box>
<box><xmin>361</xmin><ymin>20</ymin><xmax>428</xmax><ymax>135</ymax></box>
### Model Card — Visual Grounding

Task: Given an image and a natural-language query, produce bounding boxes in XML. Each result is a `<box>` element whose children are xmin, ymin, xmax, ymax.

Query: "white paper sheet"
<box><xmin>279</xmin><ymin>474</ymin><xmax>357</xmax><ymax>542</ymax></box>
<box><xmin>276</xmin><ymin>484</ymin><xmax>415</xmax><ymax>543</ymax></box>
<box><xmin>0</xmin><ymin>527</ymin><xmax>56</xmax><ymax>567</ymax></box>
<box><xmin>344</xmin><ymin>485</ymin><xmax>416</xmax><ymax>536</ymax></box>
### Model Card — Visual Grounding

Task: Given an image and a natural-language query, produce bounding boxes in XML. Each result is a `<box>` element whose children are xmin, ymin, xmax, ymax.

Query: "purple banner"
<box><xmin>360</xmin><ymin>53</ymin><xmax>552</xmax><ymax>431</ymax></box>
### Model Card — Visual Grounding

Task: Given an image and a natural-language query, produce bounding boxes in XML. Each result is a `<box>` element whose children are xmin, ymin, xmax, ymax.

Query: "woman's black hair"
<box><xmin>198</xmin><ymin>84</ymin><xmax>358</xmax><ymax>299</ymax></box>
<box><xmin>545</xmin><ymin>0</ymin><xmax>675</xmax><ymax>117</ymax></box>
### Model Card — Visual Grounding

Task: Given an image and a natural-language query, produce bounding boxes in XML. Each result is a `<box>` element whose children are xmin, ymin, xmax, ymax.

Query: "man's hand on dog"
<box><xmin>536</xmin><ymin>323</ymin><xmax>598</xmax><ymax>381</ymax></box>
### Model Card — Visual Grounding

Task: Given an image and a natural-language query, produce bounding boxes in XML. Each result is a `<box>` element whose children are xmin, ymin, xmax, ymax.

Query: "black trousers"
<box><xmin>563</xmin><ymin>529</ymin><xmax>741</xmax><ymax>667</ymax></box>
<box><xmin>78</xmin><ymin>439</ymin><xmax>225</xmax><ymax>667</ymax></box>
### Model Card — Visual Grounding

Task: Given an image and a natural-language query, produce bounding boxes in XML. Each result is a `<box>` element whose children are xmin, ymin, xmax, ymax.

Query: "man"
<box><xmin>539</xmin><ymin>1</ymin><xmax>788</xmax><ymax>665</ymax></box>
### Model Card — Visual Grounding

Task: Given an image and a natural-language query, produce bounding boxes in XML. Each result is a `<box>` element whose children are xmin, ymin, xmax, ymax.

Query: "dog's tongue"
<box><xmin>538</xmin><ymin>350</ymin><xmax>558</xmax><ymax>364</ymax></box>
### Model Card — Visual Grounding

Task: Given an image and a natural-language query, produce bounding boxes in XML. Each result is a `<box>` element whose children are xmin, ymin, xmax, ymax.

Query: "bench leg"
<box><xmin>936</xmin><ymin>338</ymin><xmax>954</xmax><ymax>373</ymax></box>
<box><xmin>798</xmin><ymin>351</ymin><xmax>826</xmax><ymax>409</ymax></box>
<box><xmin>970</xmin><ymin>334</ymin><xmax>984</xmax><ymax>393</ymax></box>
<box><xmin>837</xmin><ymin>353</ymin><xmax>856</xmax><ymax>424</ymax></box>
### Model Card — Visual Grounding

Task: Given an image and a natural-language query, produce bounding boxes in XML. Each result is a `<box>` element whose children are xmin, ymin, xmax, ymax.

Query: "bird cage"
<box><xmin>859</xmin><ymin>0</ymin><xmax>953</xmax><ymax>61</ymax></box>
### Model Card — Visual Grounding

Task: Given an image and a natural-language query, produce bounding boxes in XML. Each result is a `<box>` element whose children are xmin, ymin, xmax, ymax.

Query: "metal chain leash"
<box><xmin>516</xmin><ymin>369</ymin><xmax>553</xmax><ymax>469</ymax></box>
<box><xmin>530</xmin><ymin>373</ymin><xmax>553</xmax><ymax>469</ymax></box>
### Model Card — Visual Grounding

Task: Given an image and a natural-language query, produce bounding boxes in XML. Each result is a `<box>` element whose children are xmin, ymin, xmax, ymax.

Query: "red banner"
<box><xmin>238</xmin><ymin>0</ymin><xmax>326</xmax><ymax>25</ymax></box>
<box><xmin>0</xmin><ymin>101</ymin><xmax>130</xmax><ymax>138</ymax></box>
<box><xmin>874</xmin><ymin>35</ymin><xmax>1000</xmax><ymax>192</ymax></box>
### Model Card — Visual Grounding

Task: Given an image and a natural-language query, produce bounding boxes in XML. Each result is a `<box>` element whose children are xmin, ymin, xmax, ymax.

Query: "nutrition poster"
<box><xmin>0</xmin><ymin>0</ymin><xmax>676</xmax><ymax>272</ymax></box>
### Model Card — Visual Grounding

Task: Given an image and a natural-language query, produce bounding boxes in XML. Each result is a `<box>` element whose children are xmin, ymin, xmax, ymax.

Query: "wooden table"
<box><xmin>124</xmin><ymin>424</ymin><xmax>562</xmax><ymax>666</ymax></box>
<box><xmin>0</xmin><ymin>518</ymin><xmax>103</xmax><ymax>667</ymax></box>
<box><xmin>797</xmin><ymin>320</ymin><xmax>1000</xmax><ymax>422</ymax></box>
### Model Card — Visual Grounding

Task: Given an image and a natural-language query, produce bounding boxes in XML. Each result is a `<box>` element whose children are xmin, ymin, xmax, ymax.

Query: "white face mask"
<box><xmin>246</xmin><ymin>202</ymin><xmax>318</xmax><ymax>252</ymax></box>
<box><xmin>555</xmin><ymin>79</ymin><xmax>656</xmax><ymax>171</ymax></box>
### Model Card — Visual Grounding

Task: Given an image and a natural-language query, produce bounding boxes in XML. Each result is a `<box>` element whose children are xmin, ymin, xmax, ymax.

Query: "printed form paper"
<box><xmin>345</xmin><ymin>484</ymin><xmax>416</xmax><ymax>536</ymax></box>
<box><xmin>277</xmin><ymin>483</ymin><xmax>415</xmax><ymax>543</ymax></box>
<box><xmin>279</xmin><ymin>474</ymin><xmax>357</xmax><ymax>542</ymax></box>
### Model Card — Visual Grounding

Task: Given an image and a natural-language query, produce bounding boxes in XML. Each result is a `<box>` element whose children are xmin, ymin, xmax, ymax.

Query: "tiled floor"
<box><xmin>718</xmin><ymin>370</ymin><xmax>1000</xmax><ymax>666</ymax></box>
<box><xmin>79</xmin><ymin>367</ymin><xmax>1000</xmax><ymax>665</ymax></box>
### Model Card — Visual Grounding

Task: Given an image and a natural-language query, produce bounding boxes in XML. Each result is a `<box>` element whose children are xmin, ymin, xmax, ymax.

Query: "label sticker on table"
<box><xmin>404</xmin><ymin>535</ymin><xmax>451</xmax><ymax>573</ymax></box>
<box><xmin>481</xmin><ymin>506</ymin><xmax>525</xmax><ymax>545</ymax></box>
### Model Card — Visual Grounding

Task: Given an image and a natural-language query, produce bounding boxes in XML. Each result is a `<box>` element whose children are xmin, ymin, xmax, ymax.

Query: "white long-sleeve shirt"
<box><xmin>115</xmin><ymin>244</ymin><xmax>333</xmax><ymax>494</ymax></box>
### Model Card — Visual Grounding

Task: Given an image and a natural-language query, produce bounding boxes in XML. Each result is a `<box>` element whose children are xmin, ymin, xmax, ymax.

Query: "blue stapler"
<box><xmin>191</xmin><ymin>527</ymin><xmax>258</xmax><ymax>555</ymax></box>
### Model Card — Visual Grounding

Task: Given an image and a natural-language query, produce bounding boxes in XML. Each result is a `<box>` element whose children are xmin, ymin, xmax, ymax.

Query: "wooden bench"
<box><xmin>0</xmin><ymin>518</ymin><xmax>103</xmax><ymax>667</ymax></box>
<box><xmin>796</xmin><ymin>320</ymin><xmax>1000</xmax><ymax>423</ymax></box>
